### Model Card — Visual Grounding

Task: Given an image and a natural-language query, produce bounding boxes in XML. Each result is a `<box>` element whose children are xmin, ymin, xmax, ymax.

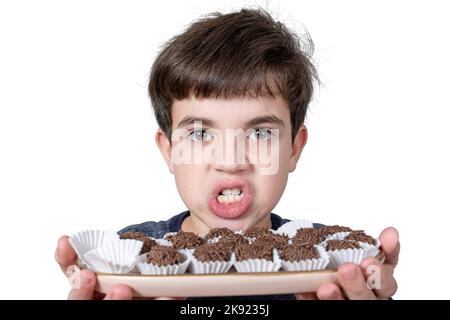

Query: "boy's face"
<box><xmin>156</xmin><ymin>95</ymin><xmax>307</xmax><ymax>234</ymax></box>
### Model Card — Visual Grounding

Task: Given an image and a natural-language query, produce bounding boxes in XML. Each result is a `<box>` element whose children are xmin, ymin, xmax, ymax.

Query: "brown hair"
<box><xmin>148</xmin><ymin>8</ymin><xmax>318</xmax><ymax>142</ymax></box>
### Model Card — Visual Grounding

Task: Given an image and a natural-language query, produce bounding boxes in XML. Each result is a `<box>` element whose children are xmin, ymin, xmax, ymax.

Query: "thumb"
<box><xmin>379</xmin><ymin>227</ymin><xmax>400</xmax><ymax>267</ymax></box>
<box><xmin>55</xmin><ymin>235</ymin><xmax>77</xmax><ymax>272</ymax></box>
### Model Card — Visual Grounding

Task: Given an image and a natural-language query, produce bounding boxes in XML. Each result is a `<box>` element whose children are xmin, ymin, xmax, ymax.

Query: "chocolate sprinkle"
<box><xmin>147</xmin><ymin>245</ymin><xmax>184</xmax><ymax>266</ymax></box>
<box><xmin>345</xmin><ymin>231</ymin><xmax>377</xmax><ymax>245</ymax></box>
<box><xmin>244</xmin><ymin>228</ymin><xmax>273</xmax><ymax>238</ymax></box>
<box><xmin>281</xmin><ymin>245</ymin><xmax>320</xmax><ymax>262</ymax></box>
<box><xmin>217</xmin><ymin>234</ymin><xmax>249</xmax><ymax>250</ymax></box>
<box><xmin>206</xmin><ymin>227</ymin><xmax>235</xmax><ymax>240</ymax></box>
<box><xmin>119</xmin><ymin>231</ymin><xmax>157</xmax><ymax>254</ymax></box>
<box><xmin>292</xmin><ymin>228</ymin><xmax>325</xmax><ymax>246</ymax></box>
<box><xmin>193</xmin><ymin>243</ymin><xmax>231</xmax><ymax>262</ymax></box>
<box><xmin>253</xmin><ymin>233</ymin><xmax>289</xmax><ymax>250</ymax></box>
<box><xmin>167</xmin><ymin>231</ymin><xmax>204</xmax><ymax>249</ymax></box>
<box><xmin>326</xmin><ymin>240</ymin><xmax>360</xmax><ymax>251</ymax></box>
<box><xmin>319</xmin><ymin>225</ymin><xmax>353</xmax><ymax>237</ymax></box>
<box><xmin>235</xmin><ymin>242</ymin><xmax>273</xmax><ymax>261</ymax></box>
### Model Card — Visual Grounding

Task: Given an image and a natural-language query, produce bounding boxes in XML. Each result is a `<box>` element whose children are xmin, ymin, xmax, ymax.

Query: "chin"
<box><xmin>207</xmin><ymin>216</ymin><xmax>253</xmax><ymax>232</ymax></box>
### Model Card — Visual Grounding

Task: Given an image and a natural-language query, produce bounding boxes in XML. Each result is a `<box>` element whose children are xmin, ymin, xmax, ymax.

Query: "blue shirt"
<box><xmin>119</xmin><ymin>210</ymin><xmax>323</xmax><ymax>300</ymax></box>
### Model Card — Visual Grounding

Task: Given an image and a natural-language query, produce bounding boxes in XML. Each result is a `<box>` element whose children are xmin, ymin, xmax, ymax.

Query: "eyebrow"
<box><xmin>176</xmin><ymin>116</ymin><xmax>217</xmax><ymax>128</ymax></box>
<box><xmin>176</xmin><ymin>114</ymin><xmax>285</xmax><ymax>129</ymax></box>
<box><xmin>245</xmin><ymin>115</ymin><xmax>285</xmax><ymax>128</ymax></box>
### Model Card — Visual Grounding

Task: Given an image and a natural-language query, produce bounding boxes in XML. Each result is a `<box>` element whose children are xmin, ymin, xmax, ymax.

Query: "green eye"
<box><xmin>248</xmin><ymin>128</ymin><xmax>273</xmax><ymax>141</ymax></box>
<box><xmin>188</xmin><ymin>129</ymin><xmax>213</xmax><ymax>142</ymax></box>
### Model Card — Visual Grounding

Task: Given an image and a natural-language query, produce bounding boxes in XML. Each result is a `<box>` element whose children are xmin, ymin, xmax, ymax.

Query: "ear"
<box><xmin>155</xmin><ymin>128</ymin><xmax>174</xmax><ymax>173</ymax></box>
<box><xmin>288</xmin><ymin>125</ymin><xmax>308</xmax><ymax>173</ymax></box>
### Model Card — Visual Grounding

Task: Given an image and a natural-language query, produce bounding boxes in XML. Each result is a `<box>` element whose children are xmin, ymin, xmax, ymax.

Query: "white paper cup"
<box><xmin>326</xmin><ymin>241</ymin><xmax>380</xmax><ymax>268</ymax></box>
<box><xmin>68</xmin><ymin>230</ymin><xmax>120</xmax><ymax>267</ymax></box>
<box><xmin>137</xmin><ymin>251</ymin><xmax>190</xmax><ymax>275</ymax></box>
<box><xmin>281</xmin><ymin>245</ymin><xmax>330</xmax><ymax>272</ymax></box>
<box><xmin>233</xmin><ymin>249</ymin><xmax>282</xmax><ymax>273</ymax></box>
<box><xmin>275</xmin><ymin>219</ymin><xmax>314</xmax><ymax>238</ymax></box>
<box><xmin>84</xmin><ymin>239</ymin><xmax>143</xmax><ymax>274</ymax></box>
<box><xmin>188</xmin><ymin>250</ymin><xmax>235</xmax><ymax>274</ymax></box>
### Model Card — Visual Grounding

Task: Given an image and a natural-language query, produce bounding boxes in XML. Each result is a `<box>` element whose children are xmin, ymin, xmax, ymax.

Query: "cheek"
<box><xmin>173</xmin><ymin>165</ymin><xmax>207</xmax><ymax>204</ymax></box>
<box><xmin>252</xmin><ymin>142</ymin><xmax>290</xmax><ymax>206</ymax></box>
<box><xmin>254</xmin><ymin>171</ymin><xmax>288</xmax><ymax>207</ymax></box>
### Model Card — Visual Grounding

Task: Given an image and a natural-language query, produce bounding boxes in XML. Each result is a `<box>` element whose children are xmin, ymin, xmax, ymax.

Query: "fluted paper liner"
<box><xmin>326</xmin><ymin>241</ymin><xmax>380</xmax><ymax>268</ymax></box>
<box><xmin>233</xmin><ymin>249</ymin><xmax>282</xmax><ymax>273</ymax></box>
<box><xmin>281</xmin><ymin>245</ymin><xmax>330</xmax><ymax>272</ymax></box>
<box><xmin>155</xmin><ymin>238</ymin><xmax>171</xmax><ymax>246</ymax></box>
<box><xmin>84</xmin><ymin>239</ymin><xmax>143</xmax><ymax>274</ymax></box>
<box><xmin>275</xmin><ymin>219</ymin><xmax>314</xmax><ymax>238</ymax></box>
<box><xmin>68</xmin><ymin>230</ymin><xmax>120</xmax><ymax>267</ymax></box>
<box><xmin>137</xmin><ymin>251</ymin><xmax>190</xmax><ymax>275</ymax></box>
<box><xmin>188</xmin><ymin>250</ymin><xmax>235</xmax><ymax>274</ymax></box>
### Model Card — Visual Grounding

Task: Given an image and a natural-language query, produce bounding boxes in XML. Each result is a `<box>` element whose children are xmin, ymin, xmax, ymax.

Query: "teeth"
<box><xmin>221</xmin><ymin>188</ymin><xmax>242</xmax><ymax>196</ymax></box>
<box><xmin>217</xmin><ymin>192</ymin><xmax>244</xmax><ymax>204</ymax></box>
<box><xmin>232</xmin><ymin>188</ymin><xmax>241</xmax><ymax>194</ymax></box>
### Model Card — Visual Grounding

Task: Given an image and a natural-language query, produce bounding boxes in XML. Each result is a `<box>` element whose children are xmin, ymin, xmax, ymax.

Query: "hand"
<box><xmin>296</xmin><ymin>227</ymin><xmax>400</xmax><ymax>300</ymax></box>
<box><xmin>55</xmin><ymin>236</ymin><xmax>135</xmax><ymax>299</ymax></box>
<box><xmin>56</xmin><ymin>236</ymin><xmax>186</xmax><ymax>300</ymax></box>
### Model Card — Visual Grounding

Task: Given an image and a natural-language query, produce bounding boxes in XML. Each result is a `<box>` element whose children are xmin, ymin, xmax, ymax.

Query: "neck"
<box><xmin>181</xmin><ymin>214</ymin><xmax>210</xmax><ymax>235</ymax></box>
<box><xmin>181</xmin><ymin>211</ymin><xmax>272</xmax><ymax>234</ymax></box>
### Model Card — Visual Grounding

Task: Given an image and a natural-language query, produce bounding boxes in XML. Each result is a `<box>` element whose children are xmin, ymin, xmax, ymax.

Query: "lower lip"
<box><xmin>208</xmin><ymin>187</ymin><xmax>252</xmax><ymax>219</ymax></box>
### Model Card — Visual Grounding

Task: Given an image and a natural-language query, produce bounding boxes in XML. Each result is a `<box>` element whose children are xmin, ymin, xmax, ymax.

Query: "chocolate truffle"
<box><xmin>167</xmin><ymin>231</ymin><xmax>204</xmax><ymax>249</ymax></box>
<box><xmin>253</xmin><ymin>233</ymin><xmax>289</xmax><ymax>250</ymax></box>
<box><xmin>244</xmin><ymin>227</ymin><xmax>273</xmax><ymax>238</ymax></box>
<box><xmin>147</xmin><ymin>245</ymin><xmax>184</xmax><ymax>266</ymax></box>
<box><xmin>281</xmin><ymin>244</ymin><xmax>320</xmax><ymax>262</ymax></box>
<box><xmin>206</xmin><ymin>227</ymin><xmax>235</xmax><ymax>240</ymax></box>
<box><xmin>345</xmin><ymin>231</ymin><xmax>377</xmax><ymax>245</ymax></box>
<box><xmin>235</xmin><ymin>242</ymin><xmax>274</xmax><ymax>261</ymax></box>
<box><xmin>193</xmin><ymin>243</ymin><xmax>232</xmax><ymax>262</ymax></box>
<box><xmin>217</xmin><ymin>234</ymin><xmax>249</xmax><ymax>250</ymax></box>
<box><xmin>318</xmin><ymin>225</ymin><xmax>353</xmax><ymax>238</ymax></box>
<box><xmin>326</xmin><ymin>240</ymin><xmax>360</xmax><ymax>251</ymax></box>
<box><xmin>292</xmin><ymin>228</ymin><xmax>324</xmax><ymax>246</ymax></box>
<box><xmin>119</xmin><ymin>231</ymin><xmax>157</xmax><ymax>254</ymax></box>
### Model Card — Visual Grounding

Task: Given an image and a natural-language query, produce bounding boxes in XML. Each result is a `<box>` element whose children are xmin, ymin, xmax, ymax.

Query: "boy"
<box><xmin>55</xmin><ymin>8</ymin><xmax>399</xmax><ymax>300</ymax></box>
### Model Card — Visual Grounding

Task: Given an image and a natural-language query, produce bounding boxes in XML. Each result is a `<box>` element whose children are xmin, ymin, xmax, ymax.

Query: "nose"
<box><xmin>211</xmin><ymin>133</ymin><xmax>250</xmax><ymax>174</ymax></box>
<box><xmin>213</xmin><ymin>160</ymin><xmax>249</xmax><ymax>174</ymax></box>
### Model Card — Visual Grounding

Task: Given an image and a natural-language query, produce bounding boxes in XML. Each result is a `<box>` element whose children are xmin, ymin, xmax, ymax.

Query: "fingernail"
<box><xmin>343</xmin><ymin>265</ymin><xmax>357</xmax><ymax>280</ymax></box>
<box><xmin>55</xmin><ymin>238</ymin><xmax>66</xmax><ymax>263</ymax></box>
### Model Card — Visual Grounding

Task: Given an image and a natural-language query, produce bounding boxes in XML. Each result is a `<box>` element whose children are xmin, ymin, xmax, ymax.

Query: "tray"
<box><xmin>96</xmin><ymin>269</ymin><xmax>339</xmax><ymax>297</ymax></box>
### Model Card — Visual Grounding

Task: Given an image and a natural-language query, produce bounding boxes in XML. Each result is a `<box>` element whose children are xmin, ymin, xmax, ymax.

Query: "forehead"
<box><xmin>172</xmin><ymin>95</ymin><xmax>289</xmax><ymax>128</ymax></box>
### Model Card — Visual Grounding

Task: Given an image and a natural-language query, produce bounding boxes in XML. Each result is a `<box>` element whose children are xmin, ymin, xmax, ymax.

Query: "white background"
<box><xmin>0</xmin><ymin>0</ymin><xmax>449</xmax><ymax>299</ymax></box>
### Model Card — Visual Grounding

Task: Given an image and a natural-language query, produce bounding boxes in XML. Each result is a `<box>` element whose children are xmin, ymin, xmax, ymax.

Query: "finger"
<box><xmin>379</xmin><ymin>227</ymin><xmax>400</xmax><ymax>267</ymax></box>
<box><xmin>316</xmin><ymin>282</ymin><xmax>345</xmax><ymax>300</ymax></box>
<box><xmin>360</xmin><ymin>258</ymin><xmax>398</xmax><ymax>298</ymax></box>
<box><xmin>337</xmin><ymin>263</ymin><xmax>376</xmax><ymax>300</ymax></box>
<box><xmin>154</xmin><ymin>297</ymin><xmax>177</xmax><ymax>300</ymax></box>
<box><xmin>295</xmin><ymin>292</ymin><xmax>318</xmax><ymax>300</ymax></box>
<box><xmin>55</xmin><ymin>236</ymin><xmax>77</xmax><ymax>272</ymax></box>
<box><xmin>103</xmin><ymin>284</ymin><xmax>134</xmax><ymax>300</ymax></box>
<box><xmin>67</xmin><ymin>269</ymin><xmax>97</xmax><ymax>300</ymax></box>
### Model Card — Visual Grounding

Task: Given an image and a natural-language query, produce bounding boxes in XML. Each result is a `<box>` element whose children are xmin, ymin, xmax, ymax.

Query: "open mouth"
<box><xmin>208</xmin><ymin>179</ymin><xmax>252</xmax><ymax>219</ymax></box>
<box><xmin>217</xmin><ymin>187</ymin><xmax>244</xmax><ymax>204</ymax></box>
